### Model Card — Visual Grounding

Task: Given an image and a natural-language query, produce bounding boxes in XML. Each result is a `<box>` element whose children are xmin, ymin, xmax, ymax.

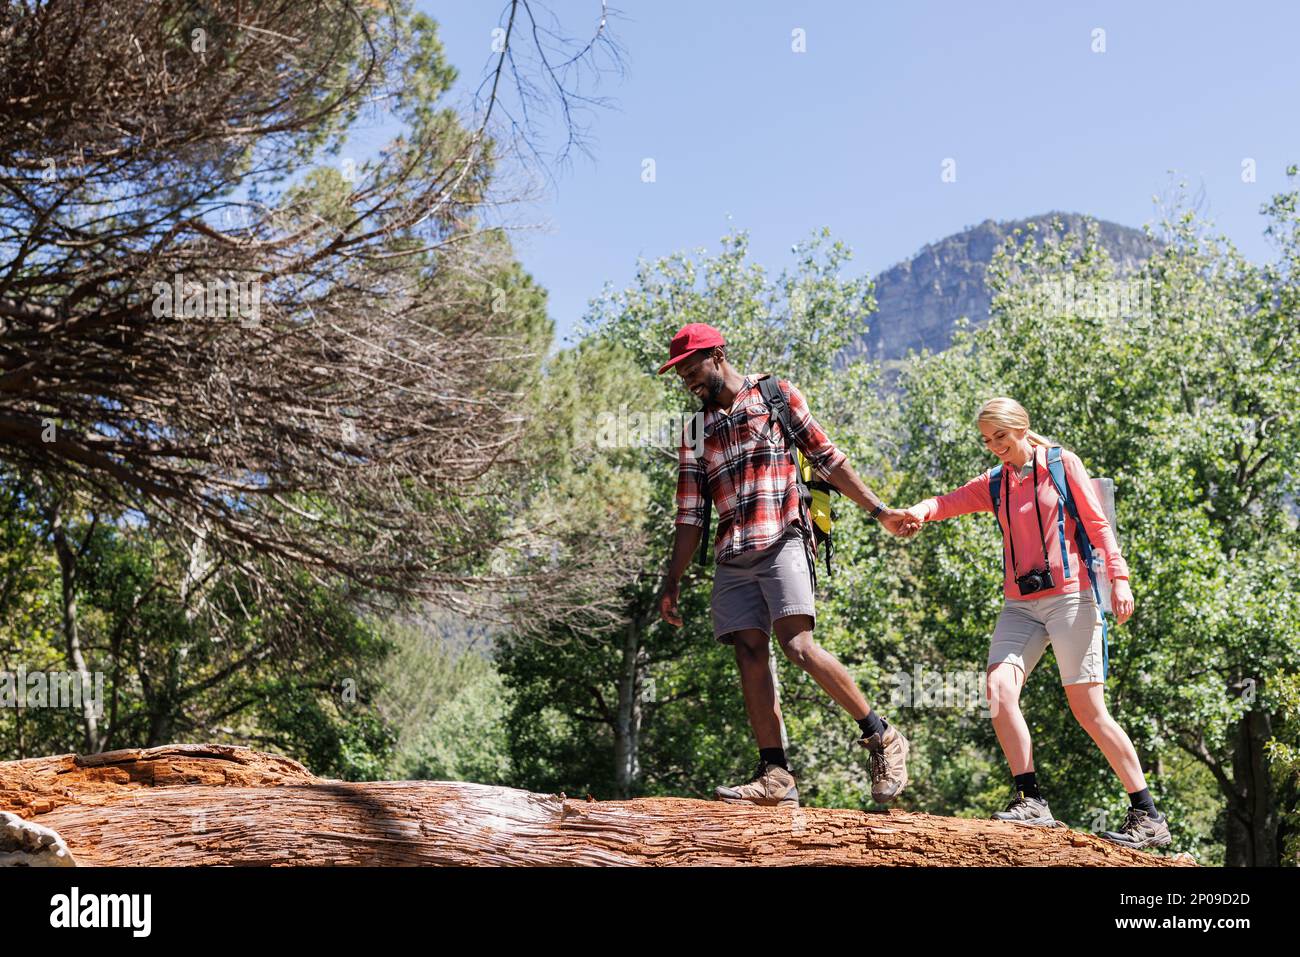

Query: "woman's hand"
<box><xmin>1112</xmin><ymin>578</ymin><xmax>1134</xmax><ymax>625</ymax></box>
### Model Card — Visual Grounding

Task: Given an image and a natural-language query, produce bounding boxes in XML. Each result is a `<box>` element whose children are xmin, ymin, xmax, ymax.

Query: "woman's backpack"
<box><xmin>989</xmin><ymin>446</ymin><xmax>1116</xmax><ymax>677</ymax></box>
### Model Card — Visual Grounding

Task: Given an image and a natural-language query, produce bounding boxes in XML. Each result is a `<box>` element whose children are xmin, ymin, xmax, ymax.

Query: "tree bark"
<box><xmin>50</xmin><ymin>502</ymin><xmax>100</xmax><ymax>754</ymax></box>
<box><xmin>613</xmin><ymin>620</ymin><xmax>643</xmax><ymax>798</ymax></box>
<box><xmin>2</xmin><ymin>744</ymin><xmax>1196</xmax><ymax>867</ymax></box>
<box><xmin>1225</xmin><ymin>709</ymin><xmax>1279</xmax><ymax>866</ymax></box>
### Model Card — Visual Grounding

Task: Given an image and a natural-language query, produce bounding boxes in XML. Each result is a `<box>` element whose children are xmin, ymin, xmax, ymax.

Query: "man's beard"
<box><xmin>700</xmin><ymin>370</ymin><xmax>725</xmax><ymax>407</ymax></box>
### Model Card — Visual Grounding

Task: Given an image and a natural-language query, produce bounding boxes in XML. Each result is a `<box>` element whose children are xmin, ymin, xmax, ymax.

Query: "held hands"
<box><xmin>879</xmin><ymin>508</ymin><xmax>919</xmax><ymax>537</ymax></box>
<box><xmin>879</xmin><ymin>504</ymin><xmax>927</xmax><ymax>538</ymax></box>
<box><xmin>1112</xmin><ymin>578</ymin><xmax>1134</xmax><ymax>625</ymax></box>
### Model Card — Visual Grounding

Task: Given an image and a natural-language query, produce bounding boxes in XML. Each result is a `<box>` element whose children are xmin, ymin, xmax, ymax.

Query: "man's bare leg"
<box><xmin>771</xmin><ymin>613</ymin><xmax>908</xmax><ymax>801</ymax></box>
<box><xmin>731</xmin><ymin>628</ymin><xmax>784</xmax><ymax>748</ymax></box>
<box><xmin>771</xmin><ymin>614</ymin><xmax>873</xmax><ymax>719</ymax></box>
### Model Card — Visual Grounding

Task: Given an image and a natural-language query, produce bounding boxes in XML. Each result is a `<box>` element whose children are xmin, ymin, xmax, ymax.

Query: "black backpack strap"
<box><xmin>758</xmin><ymin>376</ymin><xmax>817</xmax><ymax>576</ymax></box>
<box><xmin>696</xmin><ymin>490</ymin><xmax>711</xmax><ymax>565</ymax></box>
<box><xmin>757</xmin><ymin>376</ymin><xmax>797</xmax><ymax>466</ymax></box>
<box><xmin>692</xmin><ymin>409</ymin><xmax>712</xmax><ymax>566</ymax></box>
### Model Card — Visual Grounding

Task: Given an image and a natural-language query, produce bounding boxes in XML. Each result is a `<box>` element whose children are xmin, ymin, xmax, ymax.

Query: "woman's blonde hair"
<box><xmin>977</xmin><ymin>397</ymin><xmax>1055</xmax><ymax>447</ymax></box>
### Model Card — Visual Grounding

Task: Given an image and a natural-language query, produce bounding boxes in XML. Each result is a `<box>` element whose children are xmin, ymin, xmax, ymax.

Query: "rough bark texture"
<box><xmin>1</xmin><ymin>744</ymin><xmax>1196</xmax><ymax>866</ymax></box>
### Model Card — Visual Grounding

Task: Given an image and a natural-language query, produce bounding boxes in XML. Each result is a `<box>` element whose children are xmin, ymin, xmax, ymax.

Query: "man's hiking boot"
<box><xmin>857</xmin><ymin>724</ymin><xmax>909</xmax><ymax>803</ymax></box>
<box><xmin>1096</xmin><ymin>807</ymin><xmax>1172</xmax><ymax>850</ymax></box>
<box><xmin>714</xmin><ymin>759</ymin><xmax>799</xmax><ymax>808</ymax></box>
<box><xmin>992</xmin><ymin>793</ymin><xmax>1059</xmax><ymax>827</ymax></box>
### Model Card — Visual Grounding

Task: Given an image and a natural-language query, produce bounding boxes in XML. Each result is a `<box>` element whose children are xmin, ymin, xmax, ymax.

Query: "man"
<box><xmin>656</xmin><ymin>322</ymin><xmax>921</xmax><ymax>807</ymax></box>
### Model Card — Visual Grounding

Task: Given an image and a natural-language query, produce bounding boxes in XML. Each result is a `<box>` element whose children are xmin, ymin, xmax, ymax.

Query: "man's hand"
<box><xmin>879</xmin><ymin>507</ymin><xmax>922</xmax><ymax>538</ymax></box>
<box><xmin>659</xmin><ymin>578</ymin><xmax>683</xmax><ymax>627</ymax></box>
<box><xmin>1112</xmin><ymin>578</ymin><xmax>1134</xmax><ymax>625</ymax></box>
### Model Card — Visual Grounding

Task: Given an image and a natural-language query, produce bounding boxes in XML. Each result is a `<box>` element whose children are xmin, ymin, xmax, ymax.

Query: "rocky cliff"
<box><xmin>843</xmin><ymin>212</ymin><xmax>1159</xmax><ymax>363</ymax></box>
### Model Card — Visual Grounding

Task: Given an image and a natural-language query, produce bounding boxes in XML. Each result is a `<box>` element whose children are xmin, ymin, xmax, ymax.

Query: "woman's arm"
<box><xmin>907</xmin><ymin>470</ymin><xmax>995</xmax><ymax>523</ymax></box>
<box><xmin>1062</xmin><ymin>449</ymin><xmax>1134</xmax><ymax>623</ymax></box>
<box><xmin>1062</xmin><ymin>450</ymin><xmax>1129</xmax><ymax>580</ymax></box>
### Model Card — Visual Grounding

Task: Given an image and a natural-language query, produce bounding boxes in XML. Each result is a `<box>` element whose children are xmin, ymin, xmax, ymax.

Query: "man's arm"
<box><xmin>666</xmin><ymin>522</ymin><xmax>703</xmax><ymax>583</ymax></box>
<box><xmin>824</xmin><ymin>458</ymin><xmax>920</xmax><ymax>537</ymax></box>
<box><xmin>660</xmin><ymin>422</ymin><xmax>709</xmax><ymax>627</ymax></box>
<box><xmin>780</xmin><ymin>380</ymin><xmax>918</xmax><ymax>536</ymax></box>
<box><xmin>823</xmin><ymin>458</ymin><xmax>886</xmax><ymax>513</ymax></box>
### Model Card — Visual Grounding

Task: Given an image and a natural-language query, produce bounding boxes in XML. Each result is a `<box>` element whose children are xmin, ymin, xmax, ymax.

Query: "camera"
<box><xmin>1015</xmin><ymin>566</ymin><xmax>1055</xmax><ymax>595</ymax></box>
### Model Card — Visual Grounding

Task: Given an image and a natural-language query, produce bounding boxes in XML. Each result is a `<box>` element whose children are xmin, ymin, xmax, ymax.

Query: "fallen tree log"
<box><xmin>1</xmin><ymin>744</ymin><xmax>1195</xmax><ymax>866</ymax></box>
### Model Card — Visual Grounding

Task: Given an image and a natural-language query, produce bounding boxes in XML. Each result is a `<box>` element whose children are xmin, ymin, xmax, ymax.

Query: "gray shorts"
<box><xmin>711</xmin><ymin>526</ymin><xmax>816</xmax><ymax>644</ymax></box>
<box><xmin>988</xmin><ymin>589</ymin><xmax>1106</xmax><ymax>685</ymax></box>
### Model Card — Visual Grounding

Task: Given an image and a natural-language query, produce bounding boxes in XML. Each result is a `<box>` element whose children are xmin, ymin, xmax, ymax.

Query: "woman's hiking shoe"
<box><xmin>714</xmin><ymin>760</ymin><xmax>799</xmax><ymax>807</ymax></box>
<box><xmin>1096</xmin><ymin>807</ymin><xmax>1172</xmax><ymax>850</ymax></box>
<box><xmin>857</xmin><ymin>724</ymin><xmax>909</xmax><ymax>803</ymax></box>
<box><xmin>992</xmin><ymin>793</ymin><xmax>1058</xmax><ymax>827</ymax></box>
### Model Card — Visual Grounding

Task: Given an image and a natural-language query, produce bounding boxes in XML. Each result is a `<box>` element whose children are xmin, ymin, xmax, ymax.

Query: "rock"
<box><xmin>0</xmin><ymin>811</ymin><xmax>77</xmax><ymax>866</ymax></box>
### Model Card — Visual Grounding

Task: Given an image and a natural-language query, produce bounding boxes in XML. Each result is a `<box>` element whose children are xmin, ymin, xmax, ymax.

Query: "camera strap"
<box><xmin>1003</xmin><ymin>449</ymin><xmax>1050</xmax><ymax>576</ymax></box>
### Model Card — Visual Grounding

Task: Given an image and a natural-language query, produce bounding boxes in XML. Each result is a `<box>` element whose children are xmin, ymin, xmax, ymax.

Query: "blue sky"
<box><xmin>399</xmin><ymin>1</ymin><xmax>1300</xmax><ymax>345</ymax></box>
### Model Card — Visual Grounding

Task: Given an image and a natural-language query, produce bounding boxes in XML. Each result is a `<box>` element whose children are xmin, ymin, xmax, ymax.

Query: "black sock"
<box><xmin>1014</xmin><ymin>771</ymin><xmax>1041</xmax><ymax>800</ymax></box>
<box><xmin>759</xmin><ymin>747</ymin><xmax>788</xmax><ymax>770</ymax></box>
<box><xmin>1129</xmin><ymin>788</ymin><xmax>1158</xmax><ymax>816</ymax></box>
<box><xmin>857</xmin><ymin>712</ymin><xmax>886</xmax><ymax>739</ymax></box>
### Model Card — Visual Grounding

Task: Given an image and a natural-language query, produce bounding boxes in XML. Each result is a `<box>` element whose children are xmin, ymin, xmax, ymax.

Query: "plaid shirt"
<box><xmin>675</xmin><ymin>373</ymin><xmax>846</xmax><ymax>563</ymax></box>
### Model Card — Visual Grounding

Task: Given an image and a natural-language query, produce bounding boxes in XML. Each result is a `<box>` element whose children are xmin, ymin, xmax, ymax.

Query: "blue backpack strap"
<box><xmin>988</xmin><ymin>465</ymin><xmax>1006</xmax><ymax>579</ymax></box>
<box><xmin>1044</xmin><ymin>447</ymin><xmax>1095</xmax><ymax>585</ymax></box>
<box><xmin>1041</xmin><ymin>447</ymin><xmax>1072</xmax><ymax>580</ymax></box>
<box><xmin>1044</xmin><ymin>446</ymin><xmax>1110</xmax><ymax>678</ymax></box>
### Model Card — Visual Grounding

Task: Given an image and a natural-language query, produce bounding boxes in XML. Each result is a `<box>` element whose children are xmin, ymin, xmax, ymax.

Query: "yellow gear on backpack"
<box><xmin>798</xmin><ymin>450</ymin><xmax>834</xmax><ymax>538</ymax></box>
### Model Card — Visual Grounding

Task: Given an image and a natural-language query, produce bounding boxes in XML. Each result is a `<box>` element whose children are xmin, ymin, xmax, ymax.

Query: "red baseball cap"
<box><xmin>656</xmin><ymin>322</ymin><xmax>725</xmax><ymax>374</ymax></box>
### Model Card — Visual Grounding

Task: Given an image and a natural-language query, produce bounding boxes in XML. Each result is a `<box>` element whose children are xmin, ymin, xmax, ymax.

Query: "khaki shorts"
<box><xmin>711</xmin><ymin>526</ymin><xmax>816</xmax><ymax>644</ymax></box>
<box><xmin>988</xmin><ymin>589</ymin><xmax>1106</xmax><ymax>685</ymax></box>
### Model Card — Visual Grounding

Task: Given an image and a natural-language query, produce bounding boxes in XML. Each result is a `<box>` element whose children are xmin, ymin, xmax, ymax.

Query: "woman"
<box><xmin>905</xmin><ymin>397</ymin><xmax>1170</xmax><ymax>850</ymax></box>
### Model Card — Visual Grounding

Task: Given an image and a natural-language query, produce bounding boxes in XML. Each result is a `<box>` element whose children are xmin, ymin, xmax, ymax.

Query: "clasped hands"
<box><xmin>878</xmin><ymin>503</ymin><xmax>928</xmax><ymax>538</ymax></box>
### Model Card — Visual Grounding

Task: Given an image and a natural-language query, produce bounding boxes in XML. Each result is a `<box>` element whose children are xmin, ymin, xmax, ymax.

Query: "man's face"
<box><xmin>675</xmin><ymin>349</ymin><xmax>724</xmax><ymax>405</ymax></box>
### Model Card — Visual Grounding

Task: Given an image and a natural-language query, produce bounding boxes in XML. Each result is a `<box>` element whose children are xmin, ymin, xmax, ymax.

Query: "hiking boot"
<box><xmin>1096</xmin><ymin>807</ymin><xmax>1172</xmax><ymax>850</ymax></box>
<box><xmin>714</xmin><ymin>759</ymin><xmax>799</xmax><ymax>807</ymax></box>
<box><xmin>857</xmin><ymin>724</ymin><xmax>909</xmax><ymax>803</ymax></box>
<box><xmin>992</xmin><ymin>793</ymin><xmax>1058</xmax><ymax>827</ymax></box>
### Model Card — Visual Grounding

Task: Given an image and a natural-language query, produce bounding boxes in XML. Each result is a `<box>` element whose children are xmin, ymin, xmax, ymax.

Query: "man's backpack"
<box><xmin>695</xmin><ymin>376</ymin><xmax>836</xmax><ymax>582</ymax></box>
<box><xmin>989</xmin><ymin>445</ymin><xmax>1116</xmax><ymax>678</ymax></box>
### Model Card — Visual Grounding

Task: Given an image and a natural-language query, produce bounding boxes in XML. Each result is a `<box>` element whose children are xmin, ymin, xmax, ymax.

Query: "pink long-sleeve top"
<box><xmin>918</xmin><ymin>445</ymin><xmax>1129</xmax><ymax>601</ymax></box>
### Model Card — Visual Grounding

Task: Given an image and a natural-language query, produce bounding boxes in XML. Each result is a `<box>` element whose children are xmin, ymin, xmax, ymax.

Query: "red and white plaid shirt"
<box><xmin>675</xmin><ymin>373</ymin><xmax>846</xmax><ymax>563</ymax></box>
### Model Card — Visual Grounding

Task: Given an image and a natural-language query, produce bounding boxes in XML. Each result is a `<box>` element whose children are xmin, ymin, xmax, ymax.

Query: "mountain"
<box><xmin>842</xmin><ymin>212</ymin><xmax>1160</xmax><ymax>363</ymax></box>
